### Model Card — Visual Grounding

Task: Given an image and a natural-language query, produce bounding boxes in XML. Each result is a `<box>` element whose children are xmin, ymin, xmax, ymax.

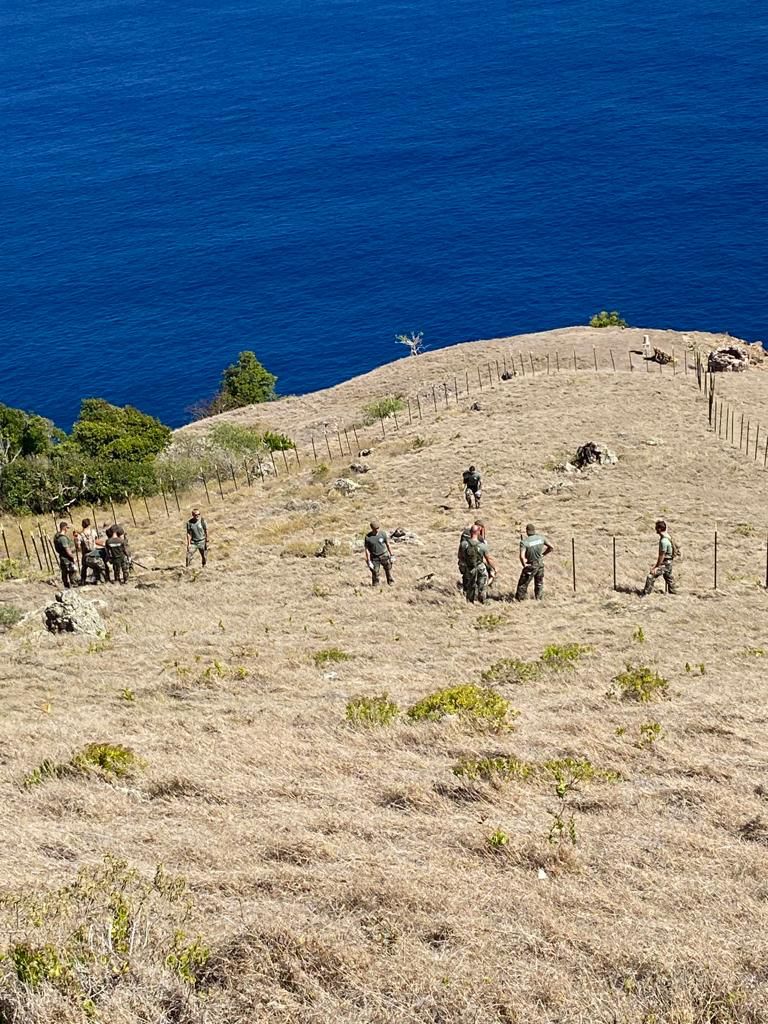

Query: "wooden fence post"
<box><xmin>214</xmin><ymin>468</ymin><xmax>225</xmax><ymax>500</ymax></box>
<box><xmin>612</xmin><ymin>536</ymin><xmax>617</xmax><ymax>591</ymax></box>
<box><xmin>571</xmin><ymin>537</ymin><xmax>577</xmax><ymax>593</ymax></box>
<box><xmin>593</xmin><ymin>347</ymin><xmax>598</xmax><ymax>371</ymax></box>
<box><xmin>18</xmin><ymin>525</ymin><xmax>30</xmax><ymax>562</ymax></box>
<box><xmin>610</xmin><ymin>350</ymin><xmax>616</xmax><ymax>372</ymax></box>
<box><xmin>201</xmin><ymin>473</ymin><xmax>212</xmax><ymax>505</ymax></box>
<box><xmin>1</xmin><ymin>528</ymin><xmax>10</xmax><ymax>563</ymax></box>
<box><xmin>31</xmin><ymin>534</ymin><xmax>44</xmax><ymax>571</ymax></box>
<box><xmin>125</xmin><ymin>494</ymin><xmax>138</xmax><ymax>527</ymax></box>
<box><xmin>713</xmin><ymin>530</ymin><xmax>718</xmax><ymax>590</ymax></box>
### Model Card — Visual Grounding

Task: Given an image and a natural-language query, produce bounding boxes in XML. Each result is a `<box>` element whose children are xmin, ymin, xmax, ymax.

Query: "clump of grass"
<box><xmin>310</xmin><ymin>463</ymin><xmax>331</xmax><ymax>483</ymax></box>
<box><xmin>454</xmin><ymin>755</ymin><xmax>620</xmax><ymax>785</ymax></box>
<box><xmin>590</xmin><ymin>310</ymin><xmax>628</xmax><ymax>328</ymax></box>
<box><xmin>684</xmin><ymin>662</ymin><xmax>706</xmax><ymax>675</ymax></box>
<box><xmin>312</xmin><ymin>647</ymin><xmax>352</xmax><ymax>667</ymax></box>
<box><xmin>346</xmin><ymin>694</ymin><xmax>399</xmax><ymax>727</ymax></box>
<box><xmin>481</xmin><ymin>658</ymin><xmax>542</xmax><ymax>686</ymax></box>
<box><xmin>742</xmin><ymin>647</ymin><xmax>766</xmax><ymax>658</ymax></box>
<box><xmin>607</xmin><ymin>663</ymin><xmax>670</xmax><ymax>703</ymax></box>
<box><xmin>735</xmin><ymin>522</ymin><xmax>756</xmax><ymax>537</ymax></box>
<box><xmin>408</xmin><ymin>685</ymin><xmax>515</xmax><ymax>729</ymax></box>
<box><xmin>539</xmin><ymin>643</ymin><xmax>591</xmax><ymax>671</ymax></box>
<box><xmin>475</xmin><ymin>613</ymin><xmax>505</xmax><ymax>631</ymax></box>
<box><xmin>362</xmin><ymin>395</ymin><xmax>405</xmax><ymax>424</ymax></box>
<box><xmin>23</xmin><ymin>743</ymin><xmax>145</xmax><ymax>788</ymax></box>
<box><xmin>486</xmin><ymin>827</ymin><xmax>510</xmax><ymax>851</ymax></box>
<box><xmin>635</xmin><ymin>721</ymin><xmax>664</xmax><ymax>749</ymax></box>
<box><xmin>0</xmin><ymin>604</ymin><xmax>23</xmax><ymax>631</ymax></box>
<box><xmin>0</xmin><ymin>558</ymin><xmax>21</xmax><ymax>582</ymax></box>
<box><xmin>281</xmin><ymin>539</ymin><xmax>320</xmax><ymax>558</ymax></box>
<box><xmin>631</xmin><ymin>625</ymin><xmax>646</xmax><ymax>644</ymax></box>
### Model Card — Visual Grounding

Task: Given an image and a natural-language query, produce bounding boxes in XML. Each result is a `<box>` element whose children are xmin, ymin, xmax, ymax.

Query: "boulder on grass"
<box><xmin>44</xmin><ymin>591</ymin><xmax>106</xmax><ymax>636</ymax></box>
<box><xmin>708</xmin><ymin>346</ymin><xmax>750</xmax><ymax>373</ymax></box>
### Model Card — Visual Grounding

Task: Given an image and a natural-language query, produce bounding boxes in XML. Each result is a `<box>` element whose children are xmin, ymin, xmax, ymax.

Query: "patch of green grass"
<box><xmin>635</xmin><ymin>720</ymin><xmax>664</xmax><ymax>749</ymax></box>
<box><xmin>346</xmin><ymin>694</ymin><xmax>400</xmax><ymax>727</ymax></box>
<box><xmin>590</xmin><ymin>310</ymin><xmax>628</xmax><ymax>328</ymax></box>
<box><xmin>24</xmin><ymin>743</ymin><xmax>145</xmax><ymax>788</ymax></box>
<box><xmin>486</xmin><ymin>827</ymin><xmax>510</xmax><ymax>851</ymax></box>
<box><xmin>631</xmin><ymin>626</ymin><xmax>646</xmax><ymax>644</ymax></box>
<box><xmin>735</xmin><ymin>522</ymin><xmax>756</xmax><ymax>537</ymax></box>
<box><xmin>454</xmin><ymin>755</ymin><xmax>620</xmax><ymax>785</ymax></box>
<box><xmin>684</xmin><ymin>662</ymin><xmax>706</xmax><ymax>675</ymax></box>
<box><xmin>539</xmin><ymin>643</ymin><xmax>591</xmax><ymax>671</ymax></box>
<box><xmin>0</xmin><ymin>603</ymin><xmax>23</xmax><ymax>631</ymax></box>
<box><xmin>480</xmin><ymin>657</ymin><xmax>542</xmax><ymax>686</ymax></box>
<box><xmin>607</xmin><ymin>663</ymin><xmax>670</xmax><ymax>703</ymax></box>
<box><xmin>9</xmin><ymin>942</ymin><xmax>68</xmax><ymax>988</ymax></box>
<box><xmin>742</xmin><ymin>647</ymin><xmax>766</xmax><ymax>658</ymax></box>
<box><xmin>407</xmin><ymin>684</ymin><xmax>515</xmax><ymax>729</ymax></box>
<box><xmin>475</xmin><ymin>613</ymin><xmax>505</xmax><ymax>631</ymax></box>
<box><xmin>312</xmin><ymin>647</ymin><xmax>352</xmax><ymax>667</ymax></box>
<box><xmin>0</xmin><ymin>558</ymin><xmax>22</xmax><ymax>582</ymax></box>
<box><xmin>362</xmin><ymin>395</ymin><xmax>405</xmax><ymax>424</ymax></box>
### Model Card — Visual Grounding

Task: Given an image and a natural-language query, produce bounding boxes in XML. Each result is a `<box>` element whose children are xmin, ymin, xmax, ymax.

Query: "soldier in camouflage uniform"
<box><xmin>462</xmin><ymin>524</ymin><xmax>497</xmax><ymax>604</ymax></box>
<box><xmin>458</xmin><ymin>519</ymin><xmax>485</xmax><ymax>596</ymax></box>
<box><xmin>364</xmin><ymin>520</ymin><xmax>394</xmax><ymax>586</ymax></box>
<box><xmin>462</xmin><ymin>465</ymin><xmax>482</xmax><ymax>509</ymax></box>
<box><xmin>105</xmin><ymin>526</ymin><xmax>130</xmax><ymax>584</ymax></box>
<box><xmin>642</xmin><ymin>520</ymin><xmax>678</xmax><ymax>595</ymax></box>
<box><xmin>186</xmin><ymin>508</ymin><xmax>208</xmax><ymax>567</ymax></box>
<box><xmin>53</xmin><ymin>522</ymin><xmax>77</xmax><ymax>589</ymax></box>
<box><xmin>84</xmin><ymin>541</ymin><xmax>109</xmax><ymax>584</ymax></box>
<box><xmin>516</xmin><ymin>524</ymin><xmax>553</xmax><ymax>601</ymax></box>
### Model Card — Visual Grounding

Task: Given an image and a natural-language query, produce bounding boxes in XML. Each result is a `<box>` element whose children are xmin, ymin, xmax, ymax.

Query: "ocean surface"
<box><xmin>2</xmin><ymin>0</ymin><xmax>767</xmax><ymax>428</ymax></box>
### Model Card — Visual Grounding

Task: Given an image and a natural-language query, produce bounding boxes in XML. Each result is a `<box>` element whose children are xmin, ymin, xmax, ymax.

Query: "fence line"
<box><xmin>2</xmin><ymin>343</ymin><xmax>765</xmax><ymax>591</ymax></box>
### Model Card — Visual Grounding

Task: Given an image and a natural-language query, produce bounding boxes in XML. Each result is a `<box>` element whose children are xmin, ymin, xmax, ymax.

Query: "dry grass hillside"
<box><xmin>2</xmin><ymin>326</ymin><xmax>768</xmax><ymax>1024</ymax></box>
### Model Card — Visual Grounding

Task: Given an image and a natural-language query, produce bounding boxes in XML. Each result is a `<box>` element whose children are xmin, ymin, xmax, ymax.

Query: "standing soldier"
<box><xmin>186</xmin><ymin>508</ymin><xmax>208</xmax><ymax>567</ymax></box>
<box><xmin>105</xmin><ymin>526</ymin><xmax>130</xmax><ymax>585</ymax></box>
<box><xmin>642</xmin><ymin>519</ymin><xmax>678</xmax><ymax>595</ymax></box>
<box><xmin>53</xmin><ymin>522</ymin><xmax>77</xmax><ymax>589</ymax></box>
<box><xmin>77</xmin><ymin>518</ymin><xmax>99</xmax><ymax>585</ymax></box>
<box><xmin>364</xmin><ymin>520</ymin><xmax>394</xmax><ymax>586</ymax></box>
<box><xmin>516</xmin><ymin>524</ymin><xmax>553</xmax><ymax>601</ymax></box>
<box><xmin>462</xmin><ymin>465</ymin><xmax>482</xmax><ymax>509</ymax></box>
<box><xmin>458</xmin><ymin>519</ymin><xmax>485</xmax><ymax>595</ymax></box>
<box><xmin>463</xmin><ymin>523</ymin><xmax>497</xmax><ymax>604</ymax></box>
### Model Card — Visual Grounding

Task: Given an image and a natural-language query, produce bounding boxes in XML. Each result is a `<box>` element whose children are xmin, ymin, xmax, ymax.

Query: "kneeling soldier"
<box><xmin>364</xmin><ymin>520</ymin><xmax>394</xmax><ymax>586</ymax></box>
<box><xmin>516</xmin><ymin>524</ymin><xmax>552</xmax><ymax>601</ymax></box>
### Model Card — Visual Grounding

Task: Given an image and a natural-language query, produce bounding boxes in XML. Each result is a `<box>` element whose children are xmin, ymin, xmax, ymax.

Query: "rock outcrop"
<box><xmin>44</xmin><ymin>591</ymin><xmax>106</xmax><ymax>636</ymax></box>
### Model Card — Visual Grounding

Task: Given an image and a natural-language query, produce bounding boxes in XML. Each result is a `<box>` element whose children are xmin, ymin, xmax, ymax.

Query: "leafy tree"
<box><xmin>0</xmin><ymin>404</ymin><xmax>62</xmax><ymax>465</ymax></box>
<box><xmin>194</xmin><ymin>352</ymin><xmax>277</xmax><ymax>418</ymax></box>
<box><xmin>70</xmin><ymin>399</ymin><xmax>171</xmax><ymax>461</ymax></box>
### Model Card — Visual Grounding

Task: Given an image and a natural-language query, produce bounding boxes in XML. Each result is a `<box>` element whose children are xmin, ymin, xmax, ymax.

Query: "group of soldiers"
<box><xmin>53</xmin><ymin>519</ymin><xmax>132</xmax><ymax>589</ymax></box>
<box><xmin>364</xmin><ymin>464</ymin><xmax>679</xmax><ymax>602</ymax></box>
<box><xmin>51</xmin><ymin>507</ymin><xmax>210</xmax><ymax>589</ymax></box>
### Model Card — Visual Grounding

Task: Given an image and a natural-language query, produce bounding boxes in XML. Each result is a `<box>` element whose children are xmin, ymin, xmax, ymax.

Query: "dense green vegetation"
<box><xmin>0</xmin><ymin>351</ymin><xmax>280</xmax><ymax>514</ymax></box>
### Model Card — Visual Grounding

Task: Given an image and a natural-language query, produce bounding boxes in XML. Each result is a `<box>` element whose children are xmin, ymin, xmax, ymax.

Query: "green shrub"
<box><xmin>24</xmin><ymin>743</ymin><xmax>145</xmax><ymax>788</ymax></box>
<box><xmin>9</xmin><ymin>942</ymin><xmax>68</xmax><ymax>988</ymax></box>
<box><xmin>262</xmin><ymin>430</ymin><xmax>295</xmax><ymax>452</ymax></box>
<box><xmin>480</xmin><ymin>658</ymin><xmax>542</xmax><ymax>686</ymax></box>
<box><xmin>362</xmin><ymin>395</ymin><xmax>405</xmax><ymax>424</ymax></box>
<box><xmin>195</xmin><ymin>351</ymin><xmax>277</xmax><ymax>417</ymax></box>
<box><xmin>407</xmin><ymin>684</ymin><xmax>515</xmax><ymax>728</ymax></box>
<box><xmin>0</xmin><ymin>559</ymin><xmax>22</xmax><ymax>582</ymax></box>
<box><xmin>590</xmin><ymin>310</ymin><xmax>628</xmax><ymax>328</ymax></box>
<box><xmin>607</xmin><ymin>663</ymin><xmax>670</xmax><ymax>703</ymax></box>
<box><xmin>454</xmin><ymin>754</ymin><xmax>620</xmax><ymax>785</ymax></box>
<box><xmin>486</xmin><ymin>827</ymin><xmax>510</xmax><ymax>851</ymax></box>
<box><xmin>346</xmin><ymin>694</ymin><xmax>400</xmax><ymax>727</ymax></box>
<box><xmin>475</xmin><ymin>613</ymin><xmax>505</xmax><ymax>631</ymax></box>
<box><xmin>539</xmin><ymin>643</ymin><xmax>591</xmax><ymax>671</ymax></box>
<box><xmin>0</xmin><ymin>603</ymin><xmax>23</xmax><ymax>630</ymax></box>
<box><xmin>312</xmin><ymin>647</ymin><xmax>352</xmax><ymax>667</ymax></box>
<box><xmin>636</xmin><ymin>721</ymin><xmax>664</xmax><ymax>749</ymax></box>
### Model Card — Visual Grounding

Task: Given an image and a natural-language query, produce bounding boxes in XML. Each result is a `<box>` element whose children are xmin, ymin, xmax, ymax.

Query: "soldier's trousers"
<box><xmin>465</xmin><ymin>565</ymin><xmax>488</xmax><ymax>604</ymax></box>
<box><xmin>516</xmin><ymin>564</ymin><xmax>544</xmax><ymax>600</ymax></box>
<box><xmin>59</xmin><ymin>557</ymin><xmax>76</xmax><ymax>589</ymax></box>
<box><xmin>186</xmin><ymin>542</ymin><xmax>207</xmax><ymax>567</ymax></box>
<box><xmin>111</xmin><ymin>555</ymin><xmax>129</xmax><ymax>584</ymax></box>
<box><xmin>464</xmin><ymin>487</ymin><xmax>481</xmax><ymax>509</ymax></box>
<box><xmin>370</xmin><ymin>555</ymin><xmax>393</xmax><ymax>585</ymax></box>
<box><xmin>85</xmin><ymin>558</ymin><xmax>108</xmax><ymax>584</ymax></box>
<box><xmin>643</xmin><ymin>560</ymin><xmax>677</xmax><ymax>594</ymax></box>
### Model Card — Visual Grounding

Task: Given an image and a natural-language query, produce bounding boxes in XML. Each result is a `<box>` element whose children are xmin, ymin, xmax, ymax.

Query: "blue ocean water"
<box><xmin>2</xmin><ymin>0</ymin><xmax>767</xmax><ymax>428</ymax></box>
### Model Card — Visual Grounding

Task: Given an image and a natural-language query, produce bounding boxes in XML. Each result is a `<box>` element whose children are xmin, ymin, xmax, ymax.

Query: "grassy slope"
<box><xmin>1</xmin><ymin>326</ymin><xmax>768</xmax><ymax>1023</ymax></box>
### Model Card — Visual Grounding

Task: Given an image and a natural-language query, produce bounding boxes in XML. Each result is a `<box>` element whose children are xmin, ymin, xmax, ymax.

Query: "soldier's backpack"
<box><xmin>463</xmin><ymin>539</ymin><xmax>485</xmax><ymax>569</ymax></box>
<box><xmin>671</xmin><ymin>536</ymin><xmax>682</xmax><ymax>561</ymax></box>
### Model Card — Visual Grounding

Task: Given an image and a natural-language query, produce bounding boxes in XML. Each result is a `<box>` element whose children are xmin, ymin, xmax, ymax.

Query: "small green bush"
<box><xmin>346</xmin><ymin>694</ymin><xmax>400</xmax><ymax>727</ymax></box>
<box><xmin>480</xmin><ymin>658</ymin><xmax>542</xmax><ymax>686</ymax></box>
<box><xmin>590</xmin><ymin>310</ymin><xmax>628</xmax><ymax>328</ymax></box>
<box><xmin>486</xmin><ymin>827</ymin><xmax>510</xmax><ymax>850</ymax></box>
<box><xmin>608</xmin><ymin>663</ymin><xmax>670</xmax><ymax>703</ymax></box>
<box><xmin>312</xmin><ymin>647</ymin><xmax>352</xmax><ymax>667</ymax></box>
<box><xmin>635</xmin><ymin>721</ymin><xmax>664</xmax><ymax>749</ymax></box>
<box><xmin>539</xmin><ymin>643</ymin><xmax>591</xmax><ymax>671</ymax></box>
<box><xmin>362</xmin><ymin>395</ymin><xmax>405</xmax><ymax>424</ymax></box>
<box><xmin>23</xmin><ymin>743</ymin><xmax>145</xmax><ymax>788</ymax></box>
<box><xmin>408</xmin><ymin>684</ymin><xmax>514</xmax><ymax>728</ymax></box>
<box><xmin>10</xmin><ymin>942</ymin><xmax>68</xmax><ymax>988</ymax></box>
<box><xmin>0</xmin><ymin>604</ymin><xmax>23</xmax><ymax>631</ymax></box>
<box><xmin>0</xmin><ymin>559</ymin><xmax>22</xmax><ymax>582</ymax></box>
<box><xmin>454</xmin><ymin>755</ymin><xmax>620</xmax><ymax>786</ymax></box>
<box><xmin>475</xmin><ymin>613</ymin><xmax>505</xmax><ymax>631</ymax></box>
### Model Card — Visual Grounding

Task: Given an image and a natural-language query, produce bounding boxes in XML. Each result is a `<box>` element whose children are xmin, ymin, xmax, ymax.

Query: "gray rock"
<box><xmin>44</xmin><ymin>590</ymin><xmax>106</xmax><ymax>636</ymax></box>
<box><xmin>331</xmin><ymin>478</ymin><xmax>360</xmax><ymax>495</ymax></box>
<box><xmin>708</xmin><ymin>346</ymin><xmax>750</xmax><ymax>373</ymax></box>
<box><xmin>470</xmin><ymin>402</ymin><xmax>482</xmax><ymax>411</ymax></box>
<box><xmin>390</xmin><ymin>528</ymin><xmax>422</xmax><ymax>545</ymax></box>
<box><xmin>350</xmin><ymin>462</ymin><xmax>369</xmax><ymax>474</ymax></box>
<box><xmin>358</xmin><ymin>448</ymin><xmax>374</xmax><ymax>458</ymax></box>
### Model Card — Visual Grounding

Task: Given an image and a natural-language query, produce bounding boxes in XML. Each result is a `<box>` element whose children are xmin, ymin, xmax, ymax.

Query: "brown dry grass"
<box><xmin>2</xmin><ymin>327</ymin><xmax>768</xmax><ymax>1023</ymax></box>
